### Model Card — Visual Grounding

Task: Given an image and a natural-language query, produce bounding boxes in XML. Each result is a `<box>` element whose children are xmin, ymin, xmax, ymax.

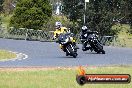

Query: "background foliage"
<box><xmin>9</xmin><ymin>0</ymin><xmax>52</xmax><ymax>30</ymax></box>
<box><xmin>0</xmin><ymin>0</ymin><xmax>4</xmax><ymax>12</ymax></box>
<box><xmin>62</xmin><ymin>0</ymin><xmax>132</xmax><ymax>35</ymax></box>
<box><xmin>0</xmin><ymin>0</ymin><xmax>132</xmax><ymax>35</ymax></box>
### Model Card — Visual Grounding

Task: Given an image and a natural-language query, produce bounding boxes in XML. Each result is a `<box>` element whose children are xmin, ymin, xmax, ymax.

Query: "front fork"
<box><xmin>59</xmin><ymin>44</ymin><xmax>66</xmax><ymax>52</ymax></box>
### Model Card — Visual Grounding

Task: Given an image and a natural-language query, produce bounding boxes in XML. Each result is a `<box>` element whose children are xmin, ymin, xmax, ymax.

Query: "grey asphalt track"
<box><xmin>0</xmin><ymin>38</ymin><xmax>132</xmax><ymax>67</ymax></box>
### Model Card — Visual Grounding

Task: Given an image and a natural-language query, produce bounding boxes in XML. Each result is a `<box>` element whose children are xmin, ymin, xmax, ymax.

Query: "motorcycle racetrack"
<box><xmin>0</xmin><ymin>38</ymin><xmax>132</xmax><ymax>67</ymax></box>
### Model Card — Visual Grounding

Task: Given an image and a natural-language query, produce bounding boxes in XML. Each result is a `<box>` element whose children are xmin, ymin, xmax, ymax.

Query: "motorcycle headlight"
<box><xmin>61</xmin><ymin>38</ymin><xmax>69</xmax><ymax>44</ymax></box>
<box><xmin>65</xmin><ymin>38</ymin><xmax>69</xmax><ymax>43</ymax></box>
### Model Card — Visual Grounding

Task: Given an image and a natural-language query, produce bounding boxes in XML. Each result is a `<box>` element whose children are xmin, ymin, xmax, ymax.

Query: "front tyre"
<box><xmin>95</xmin><ymin>42</ymin><xmax>105</xmax><ymax>54</ymax></box>
<box><xmin>73</xmin><ymin>53</ymin><xmax>78</xmax><ymax>58</ymax></box>
<box><xmin>66</xmin><ymin>44</ymin><xmax>78</xmax><ymax>58</ymax></box>
<box><xmin>101</xmin><ymin>49</ymin><xmax>105</xmax><ymax>54</ymax></box>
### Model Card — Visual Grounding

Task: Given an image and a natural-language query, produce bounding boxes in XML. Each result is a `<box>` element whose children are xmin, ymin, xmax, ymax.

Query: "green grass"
<box><xmin>0</xmin><ymin>66</ymin><xmax>131</xmax><ymax>88</ymax></box>
<box><xmin>112</xmin><ymin>24</ymin><xmax>132</xmax><ymax>47</ymax></box>
<box><xmin>0</xmin><ymin>50</ymin><xmax>17</xmax><ymax>60</ymax></box>
<box><xmin>0</xmin><ymin>14</ymin><xmax>12</xmax><ymax>29</ymax></box>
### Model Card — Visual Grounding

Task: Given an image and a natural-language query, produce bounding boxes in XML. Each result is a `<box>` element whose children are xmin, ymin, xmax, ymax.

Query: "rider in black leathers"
<box><xmin>80</xmin><ymin>26</ymin><xmax>98</xmax><ymax>51</ymax></box>
<box><xmin>80</xmin><ymin>26</ymin><xmax>91</xmax><ymax>51</ymax></box>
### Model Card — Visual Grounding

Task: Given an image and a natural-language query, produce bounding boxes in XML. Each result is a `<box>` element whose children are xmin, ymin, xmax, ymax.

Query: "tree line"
<box><xmin>62</xmin><ymin>0</ymin><xmax>132</xmax><ymax>35</ymax></box>
<box><xmin>0</xmin><ymin>0</ymin><xmax>132</xmax><ymax>35</ymax></box>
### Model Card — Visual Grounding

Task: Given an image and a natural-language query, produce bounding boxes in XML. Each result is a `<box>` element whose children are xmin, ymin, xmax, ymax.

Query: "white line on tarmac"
<box><xmin>0</xmin><ymin>51</ymin><xmax>28</xmax><ymax>62</ymax></box>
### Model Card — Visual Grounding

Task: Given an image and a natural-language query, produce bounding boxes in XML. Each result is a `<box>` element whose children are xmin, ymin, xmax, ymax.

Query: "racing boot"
<box><xmin>82</xmin><ymin>46</ymin><xmax>92</xmax><ymax>51</ymax></box>
<box><xmin>87</xmin><ymin>46</ymin><xmax>93</xmax><ymax>52</ymax></box>
<box><xmin>82</xmin><ymin>43</ymin><xmax>88</xmax><ymax>51</ymax></box>
<box><xmin>73</xmin><ymin>42</ymin><xmax>79</xmax><ymax>49</ymax></box>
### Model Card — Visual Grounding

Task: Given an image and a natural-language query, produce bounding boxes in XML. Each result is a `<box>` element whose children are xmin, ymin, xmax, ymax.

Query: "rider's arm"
<box><xmin>93</xmin><ymin>31</ymin><xmax>98</xmax><ymax>34</ymax></box>
<box><xmin>61</xmin><ymin>27</ymin><xmax>68</xmax><ymax>33</ymax></box>
<box><xmin>53</xmin><ymin>31</ymin><xmax>57</xmax><ymax>40</ymax></box>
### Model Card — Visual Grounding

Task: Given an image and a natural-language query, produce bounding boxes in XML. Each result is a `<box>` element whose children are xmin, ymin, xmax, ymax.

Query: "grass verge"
<box><xmin>0</xmin><ymin>66</ymin><xmax>131</xmax><ymax>88</ymax></box>
<box><xmin>0</xmin><ymin>14</ymin><xmax>12</xmax><ymax>29</ymax></box>
<box><xmin>0</xmin><ymin>50</ymin><xmax>17</xmax><ymax>60</ymax></box>
<box><xmin>112</xmin><ymin>24</ymin><xmax>132</xmax><ymax>47</ymax></box>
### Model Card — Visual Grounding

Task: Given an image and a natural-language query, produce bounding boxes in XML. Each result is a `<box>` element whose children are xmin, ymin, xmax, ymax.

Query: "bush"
<box><xmin>0</xmin><ymin>17</ymin><xmax>2</xmax><ymax>26</ymax></box>
<box><xmin>10</xmin><ymin>0</ymin><xmax>52</xmax><ymax>30</ymax></box>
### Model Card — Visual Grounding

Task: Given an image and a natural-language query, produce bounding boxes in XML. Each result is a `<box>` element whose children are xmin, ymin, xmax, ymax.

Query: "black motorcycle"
<box><xmin>81</xmin><ymin>31</ymin><xmax>105</xmax><ymax>54</ymax></box>
<box><xmin>56</xmin><ymin>33</ymin><xmax>78</xmax><ymax>58</ymax></box>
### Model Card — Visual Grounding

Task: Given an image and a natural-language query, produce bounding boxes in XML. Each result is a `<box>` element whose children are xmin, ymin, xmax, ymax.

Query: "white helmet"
<box><xmin>55</xmin><ymin>22</ymin><xmax>62</xmax><ymax>27</ymax></box>
<box><xmin>82</xmin><ymin>26</ymin><xmax>88</xmax><ymax>32</ymax></box>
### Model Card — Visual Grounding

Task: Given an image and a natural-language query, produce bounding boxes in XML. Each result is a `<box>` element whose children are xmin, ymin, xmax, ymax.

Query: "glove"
<box><xmin>52</xmin><ymin>37</ymin><xmax>56</xmax><ymax>40</ymax></box>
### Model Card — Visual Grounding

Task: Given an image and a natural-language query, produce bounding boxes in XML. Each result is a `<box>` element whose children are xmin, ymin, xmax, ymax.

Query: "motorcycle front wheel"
<box><xmin>66</xmin><ymin>44</ymin><xmax>78</xmax><ymax>58</ymax></box>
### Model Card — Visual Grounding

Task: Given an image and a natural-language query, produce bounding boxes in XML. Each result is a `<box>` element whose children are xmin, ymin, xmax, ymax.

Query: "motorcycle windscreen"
<box><xmin>58</xmin><ymin>34</ymin><xmax>68</xmax><ymax>42</ymax></box>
